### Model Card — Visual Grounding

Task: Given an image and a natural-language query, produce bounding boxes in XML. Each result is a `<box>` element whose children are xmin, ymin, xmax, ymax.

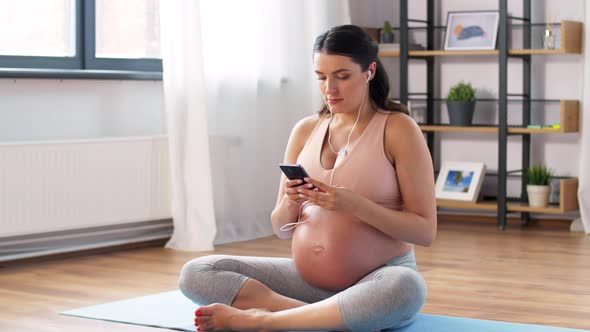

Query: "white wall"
<box><xmin>350</xmin><ymin>0</ymin><xmax>584</xmax><ymax>182</ymax></box>
<box><xmin>0</xmin><ymin>79</ymin><xmax>165</xmax><ymax>142</ymax></box>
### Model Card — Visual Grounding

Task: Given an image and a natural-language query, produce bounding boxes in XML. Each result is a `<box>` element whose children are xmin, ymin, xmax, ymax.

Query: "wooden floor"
<box><xmin>1</xmin><ymin>220</ymin><xmax>589</xmax><ymax>331</ymax></box>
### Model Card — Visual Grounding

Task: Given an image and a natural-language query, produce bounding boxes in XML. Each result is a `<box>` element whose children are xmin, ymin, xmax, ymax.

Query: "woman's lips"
<box><xmin>327</xmin><ymin>99</ymin><xmax>343</xmax><ymax>105</ymax></box>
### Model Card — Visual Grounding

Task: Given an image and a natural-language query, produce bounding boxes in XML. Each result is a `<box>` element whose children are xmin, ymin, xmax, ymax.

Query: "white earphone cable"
<box><xmin>328</xmin><ymin>70</ymin><xmax>370</xmax><ymax>185</ymax></box>
<box><xmin>279</xmin><ymin>200</ymin><xmax>313</xmax><ymax>231</ymax></box>
<box><xmin>280</xmin><ymin>70</ymin><xmax>371</xmax><ymax>232</ymax></box>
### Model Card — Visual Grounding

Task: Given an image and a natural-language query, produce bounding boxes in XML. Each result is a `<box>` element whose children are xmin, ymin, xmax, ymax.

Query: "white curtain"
<box><xmin>577</xmin><ymin>2</ymin><xmax>590</xmax><ymax>234</ymax></box>
<box><xmin>160</xmin><ymin>1</ymin><xmax>217</xmax><ymax>251</ymax></box>
<box><xmin>160</xmin><ymin>0</ymin><xmax>350</xmax><ymax>250</ymax></box>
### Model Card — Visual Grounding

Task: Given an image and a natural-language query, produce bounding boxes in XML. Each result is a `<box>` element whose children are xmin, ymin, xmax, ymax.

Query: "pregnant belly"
<box><xmin>291</xmin><ymin>205</ymin><xmax>409</xmax><ymax>291</ymax></box>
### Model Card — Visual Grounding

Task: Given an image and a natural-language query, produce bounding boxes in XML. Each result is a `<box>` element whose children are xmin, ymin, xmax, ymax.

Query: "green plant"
<box><xmin>382</xmin><ymin>21</ymin><xmax>393</xmax><ymax>35</ymax></box>
<box><xmin>526</xmin><ymin>165</ymin><xmax>553</xmax><ymax>185</ymax></box>
<box><xmin>446</xmin><ymin>81</ymin><xmax>476</xmax><ymax>102</ymax></box>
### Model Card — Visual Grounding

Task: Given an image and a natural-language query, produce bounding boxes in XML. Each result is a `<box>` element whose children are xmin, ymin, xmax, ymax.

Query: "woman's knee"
<box><xmin>383</xmin><ymin>269</ymin><xmax>427</xmax><ymax>323</ymax></box>
<box><xmin>338</xmin><ymin>268</ymin><xmax>427</xmax><ymax>331</ymax></box>
<box><xmin>178</xmin><ymin>255</ymin><xmax>228</xmax><ymax>296</ymax></box>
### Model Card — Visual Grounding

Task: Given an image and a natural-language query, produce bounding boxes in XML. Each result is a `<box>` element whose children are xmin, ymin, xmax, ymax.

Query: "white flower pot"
<box><xmin>526</xmin><ymin>185</ymin><xmax>551</xmax><ymax>207</ymax></box>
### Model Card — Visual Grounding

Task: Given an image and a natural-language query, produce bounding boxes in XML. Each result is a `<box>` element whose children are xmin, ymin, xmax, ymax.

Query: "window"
<box><xmin>0</xmin><ymin>0</ymin><xmax>162</xmax><ymax>77</ymax></box>
<box><xmin>95</xmin><ymin>0</ymin><xmax>160</xmax><ymax>59</ymax></box>
<box><xmin>0</xmin><ymin>0</ymin><xmax>76</xmax><ymax>57</ymax></box>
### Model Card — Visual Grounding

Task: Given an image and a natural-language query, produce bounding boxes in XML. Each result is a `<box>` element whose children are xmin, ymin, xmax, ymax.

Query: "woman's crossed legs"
<box><xmin>179</xmin><ymin>254</ymin><xmax>426</xmax><ymax>332</ymax></box>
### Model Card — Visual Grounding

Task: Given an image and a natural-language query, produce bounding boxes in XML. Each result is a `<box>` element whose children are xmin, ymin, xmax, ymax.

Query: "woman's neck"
<box><xmin>331</xmin><ymin>102</ymin><xmax>376</xmax><ymax>128</ymax></box>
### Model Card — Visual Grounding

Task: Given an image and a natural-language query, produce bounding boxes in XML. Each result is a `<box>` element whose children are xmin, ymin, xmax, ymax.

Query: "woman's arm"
<box><xmin>270</xmin><ymin>115</ymin><xmax>319</xmax><ymax>239</ymax></box>
<box><xmin>298</xmin><ymin>113</ymin><xmax>437</xmax><ymax>246</ymax></box>
<box><xmin>354</xmin><ymin>113</ymin><xmax>437</xmax><ymax>245</ymax></box>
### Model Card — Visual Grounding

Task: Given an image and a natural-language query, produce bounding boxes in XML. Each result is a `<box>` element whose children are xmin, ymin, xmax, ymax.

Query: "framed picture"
<box><xmin>443</xmin><ymin>11</ymin><xmax>500</xmax><ymax>50</ymax></box>
<box><xmin>435</xmin><ymin>161</ymin><xmax>486</xmax><ymax>202</ymax></box>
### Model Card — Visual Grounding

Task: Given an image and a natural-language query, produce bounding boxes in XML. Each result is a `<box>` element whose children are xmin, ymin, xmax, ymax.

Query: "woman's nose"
<box><xmin>325</xmin><ymin>78</ymin><xmax>337</xmax><ymax>94</ymax></box>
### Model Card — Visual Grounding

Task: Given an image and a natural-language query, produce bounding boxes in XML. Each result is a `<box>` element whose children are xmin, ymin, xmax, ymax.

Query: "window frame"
<box><xmin>85</xmin><ymin>0</ymin><xmax>162</xmax><ymax>72</ymax></box>
<box><xmin>0</xmin><ymin>0</ymin><xmax>162</xmax><ymax>80</ymax></box>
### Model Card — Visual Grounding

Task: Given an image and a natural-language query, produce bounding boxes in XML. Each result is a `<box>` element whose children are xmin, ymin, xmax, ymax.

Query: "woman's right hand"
<box><xmin>284</xmin><ymin>179</ymin><xmax>314</xmax><ymax>206</ymax></box>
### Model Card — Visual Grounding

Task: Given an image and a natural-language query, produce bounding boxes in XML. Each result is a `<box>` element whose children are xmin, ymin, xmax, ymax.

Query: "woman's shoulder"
<box><xmin>291</xmin><ymin>113</ymin><xmax>324</xmax><ymax>140</ymax></box>
<box><xmin>382</xmin><ymin>110</ymin><xmax>420</xmax><ymax>136</ymax></box>
<box><xmin>382</xmin><ymin>110</ymin><xmax>423</xmax><ymax>158</ymax></box>
<box><xmin>285</xmin><ymin>113</ymin><xmax>325</xmax><ymax>156</ymax></box>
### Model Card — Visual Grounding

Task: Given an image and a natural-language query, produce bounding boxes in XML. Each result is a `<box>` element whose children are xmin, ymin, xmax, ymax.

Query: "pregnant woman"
<box><xmin>179</xmin><ymin>24</ymin><xmax>437</xmax><ymax>332</ymax></box>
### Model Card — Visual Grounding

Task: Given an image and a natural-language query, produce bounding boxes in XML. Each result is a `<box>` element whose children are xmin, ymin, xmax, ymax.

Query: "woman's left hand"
<box><xmin>296</xmin><ymin>177</ymin><xmax>361</xmax><ymax>213</ymax></box>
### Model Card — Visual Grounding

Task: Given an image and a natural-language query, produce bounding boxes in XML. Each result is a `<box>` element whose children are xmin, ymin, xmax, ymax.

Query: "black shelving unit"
<box><xmin>396</xmin><ymin>0</ymin><xmax>574</xmax><ymax>230</ymax></box>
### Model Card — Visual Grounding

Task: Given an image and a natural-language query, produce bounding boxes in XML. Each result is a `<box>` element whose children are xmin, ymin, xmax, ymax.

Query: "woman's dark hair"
<box><xmin>313</xmin><ymin>24</ymin><xmax>408</xmax><ymax>116</ymax></box>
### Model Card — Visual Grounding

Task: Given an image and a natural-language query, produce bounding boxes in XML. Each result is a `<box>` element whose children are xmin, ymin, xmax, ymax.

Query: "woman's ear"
<box><xmin>369</xmin><ymin>62</ymin><xmax>377</xmax><ymax>78</ymax></box>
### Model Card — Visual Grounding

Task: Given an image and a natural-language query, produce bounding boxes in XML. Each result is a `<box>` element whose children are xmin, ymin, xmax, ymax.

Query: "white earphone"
<box><xmin>366</xmin><ymin>69</ymin><xmax>372</xmax><ymax>83</ymax></box>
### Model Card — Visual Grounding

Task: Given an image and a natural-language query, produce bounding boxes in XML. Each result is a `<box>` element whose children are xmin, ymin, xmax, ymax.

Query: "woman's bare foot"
<box><xmin>194</xmin><ymin>303</ymin><xmax>272</xmax><ymax>332</ymax></box>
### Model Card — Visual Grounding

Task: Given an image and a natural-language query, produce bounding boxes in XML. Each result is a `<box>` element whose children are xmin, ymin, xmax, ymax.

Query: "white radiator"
<box><xmin>0</xmin><ymin>136</ymin><xmax>172</xmax><ymax>238</ymax></box>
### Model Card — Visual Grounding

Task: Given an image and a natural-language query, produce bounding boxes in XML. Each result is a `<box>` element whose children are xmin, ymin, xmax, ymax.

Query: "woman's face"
<box><xmin>313</xmin><ymin>52</ymin><xmax>370</xmax><ymax>114</ymax></box>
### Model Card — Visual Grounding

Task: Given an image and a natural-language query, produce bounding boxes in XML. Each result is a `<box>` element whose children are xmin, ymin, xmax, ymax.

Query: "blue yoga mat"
<box><xmin>61</xmin><ymin>290</ymin><xmax>588</xmax><ymax>332</ymax></box>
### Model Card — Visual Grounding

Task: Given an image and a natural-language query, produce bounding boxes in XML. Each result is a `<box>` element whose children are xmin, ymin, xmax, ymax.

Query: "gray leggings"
<box><xmin>179</xmin><ymin>250</ymin><xmax>427</xmax><ymax>332</ymax></box>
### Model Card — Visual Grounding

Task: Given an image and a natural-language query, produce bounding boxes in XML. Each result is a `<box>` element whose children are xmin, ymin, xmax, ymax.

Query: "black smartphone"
<box><xmin>279</xmin><ymin>163</ymin><xmax>316</xmax><ymax>189</ymax></box>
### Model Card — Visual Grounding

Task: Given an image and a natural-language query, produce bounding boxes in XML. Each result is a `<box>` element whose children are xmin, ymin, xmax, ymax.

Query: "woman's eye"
<box><xmin>337</xmin><ymin>76</ymin><xmax>350</xmax><ymax>80</ymax></box>
<box><xmin>317</xmin><ymin>77</ymin><xmax>327</xmax><ymax>81</ymax></box>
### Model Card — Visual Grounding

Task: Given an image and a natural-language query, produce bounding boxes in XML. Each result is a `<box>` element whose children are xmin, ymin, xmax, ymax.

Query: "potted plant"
<box><xmin>526</xmin><ymin>165</ymin><xmax>553</xmax><ymax>207</ymax></box>
<box><xmin>380</xmin><ymin>20</ymin><xmax>394</xmax><ymax>43</ymax></box>
<box><xmin>446</xmin><ymin>81</ymin><xmax>476</xmax><ymax>126</ymax></box>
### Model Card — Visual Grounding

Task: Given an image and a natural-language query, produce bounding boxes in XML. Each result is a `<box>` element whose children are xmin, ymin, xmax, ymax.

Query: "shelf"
<box><xmin>437</xmin><ymin>178</ymin><xmax>579</xmax><ymax>214</ymax></box>
<box><xmin>379</xmin><ymin>51</ymin><xmax>400</xmax><ymax>57</ymax></box>
<box><xmin>388</xmin><ymin>7</ymin><xmax>582</xmax><ymax>225</ymax></box>
<box><xmin>510</xmin><ymin>21</ymin><xmax>582</xmax><ymax>55</ymax></box>
<box><xmin>417</xmin><ymin>100</ymin><xmax>579</xmax><ymax>134</ymax></box>
<box><xmin>420</xmin><ymin>126</ymin><xmax>573</xmax><ymax>134</ymax></box>
<box><xmin>437</xmin><ymin>199</ymin><xmax>497</xmax><ymax>211</ymax></box>
<box><xmin>420</xmin><ymin>125</ymin><xmax>497</xmax><ymax>133</ymax></box>
<box><xmin>378</xmin><ymin>20</ymin><xmax>582</xmax><ymax>57</ymax></box>
<box><xmin>379</xmin><ymin>50</ymin><xmax>498</xmax><ymax>57</ymax></box>
<box><xmin>380</xmin><ymin>49</ymin><xmax>561</xmax><ymax>57</ymax></box>
<box><xmin>410</xmin><ymin>50</ymin><xmax>498</xmax><ymax>57</ymax></box>
<box><xmin>509</xmin><ymin>49</ymin><xmax>573</xmax><ymax>55</ymax></box>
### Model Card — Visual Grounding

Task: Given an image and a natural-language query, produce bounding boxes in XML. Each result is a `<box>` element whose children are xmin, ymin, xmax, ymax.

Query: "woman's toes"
<box><xmin>197</xmin><ymin>316</ymin><xmax>211</xmax><ymax>328</ymax></box>
<box><xmin>197</xmin><ymin>303</ymin><xmax>219</xmax><ymax>317</ymax></box>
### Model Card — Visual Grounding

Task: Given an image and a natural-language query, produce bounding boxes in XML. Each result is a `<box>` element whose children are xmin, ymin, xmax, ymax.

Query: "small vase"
<box><xmin>446</xmin><ymin>101</ymin><xmax>476</xmax><ymax>126</ymax></box>
<box><xmin>526</xmin><ymin>185</ymin><xmax>551</xmax><ymax>207</ymax></box>
<box><xmin>543</xmin><ymin>24</ymin><xmax>555</xmax><ymax>49</ymax></box>
<box><xmin>380</xmin><ymin>31</ymin><xmax>394</xmax><ymax>43</ymax></box>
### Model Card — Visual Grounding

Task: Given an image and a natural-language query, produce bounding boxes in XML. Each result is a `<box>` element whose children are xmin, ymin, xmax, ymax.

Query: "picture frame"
<box><xmin>435</xmin><ymin>161</ymin><xmax>486</xmax><ymax>202</ymax></box>
<box><xmin>443</xmin><ymin>11</ymin><xmax>500</xmax><ymax>51</ymax></box>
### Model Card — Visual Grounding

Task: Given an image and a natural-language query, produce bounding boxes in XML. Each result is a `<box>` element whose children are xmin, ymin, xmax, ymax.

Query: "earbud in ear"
<box><xmin>366</xmin><ymin>70</ymin><xmax>372</xmax><ymax>83</ymax></box>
